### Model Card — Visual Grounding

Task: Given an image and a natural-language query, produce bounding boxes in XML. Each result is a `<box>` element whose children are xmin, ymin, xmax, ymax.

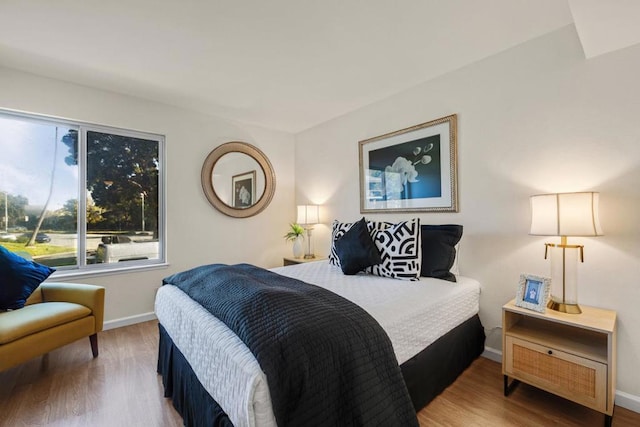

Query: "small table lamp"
<box><xmin>529</xmin><ymin>192</ymin><xmax>603</xmax><ymax>314</ymax></box>
<box><xmin>297</xmin><ymin>205</ymin><xmax>320</xmax><ymax>259</ymax></box>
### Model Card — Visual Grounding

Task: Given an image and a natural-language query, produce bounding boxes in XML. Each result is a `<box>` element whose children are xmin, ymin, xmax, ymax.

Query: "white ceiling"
<box><xmin>0</xmin><ymin>1</ymin><xmax>637</xmax><ymax>133</ymax></box>
<box><xmin>568</xmin><ymin>0</ymin><xmax>640</xmax><ymax>59</ymax></box>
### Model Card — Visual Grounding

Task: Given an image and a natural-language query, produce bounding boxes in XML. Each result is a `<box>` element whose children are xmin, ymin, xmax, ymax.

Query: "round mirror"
<box><xmin>201</xmin><ymin>141</ymin><xmax>276</xmax><ymax>218</ymax></box>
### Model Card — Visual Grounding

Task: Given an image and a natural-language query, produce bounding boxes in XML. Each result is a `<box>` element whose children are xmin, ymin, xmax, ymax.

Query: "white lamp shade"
<box><xmin>530</xmin><ymin>192</ymin><xmax>603</xmax><ymax>236</ymax></box>
<box><xmin>296</xmin><ymin>205</ymin><xmax>319</xmax><ymax>225</ymax></box>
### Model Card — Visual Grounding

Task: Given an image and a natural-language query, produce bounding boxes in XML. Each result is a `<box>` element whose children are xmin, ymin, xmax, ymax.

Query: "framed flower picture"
<box><xmin>359</xmin><ymin>114</ymin><xmax>458</xmax><ymax>213</ymax></box>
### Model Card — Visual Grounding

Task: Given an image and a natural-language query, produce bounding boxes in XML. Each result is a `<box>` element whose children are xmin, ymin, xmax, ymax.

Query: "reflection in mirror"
<box><xmin>211</xmin><ymin>153</ymin><xmax>266</xmax><ymax>208</ymax></box>
<box><xmin>201</xmin><ymin>142</ymin><xmax>275</xmax><ymax>218</ymax></box>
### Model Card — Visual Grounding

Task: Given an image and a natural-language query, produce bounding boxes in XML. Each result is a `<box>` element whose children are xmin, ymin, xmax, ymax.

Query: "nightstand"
<box><xmin>283</xmin><ymin>257</ymin><xmax>325</xmax><ymax>266</ymax></box>
<box><xmin>502</xmin><ymin>299</ymin><xmax>617</xmax><ymax>427</ymax></box>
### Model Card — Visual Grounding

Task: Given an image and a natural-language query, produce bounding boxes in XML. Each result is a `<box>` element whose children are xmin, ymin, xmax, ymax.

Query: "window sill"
<box><xmin>50</xmin><ymin>262</ymin><xmax>170</xmax><ymax>281</ymax></box>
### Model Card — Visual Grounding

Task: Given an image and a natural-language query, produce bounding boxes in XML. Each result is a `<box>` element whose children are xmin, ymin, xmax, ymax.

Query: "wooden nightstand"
<box><xmin>502</xmin><ymin>299</ymin><xmax>617</xmax><ymax>427</ymax></box>
<box><xmin>283</xmin><ymin>257</ymin><xmax>325</xmax><ymax>266</ymax></box>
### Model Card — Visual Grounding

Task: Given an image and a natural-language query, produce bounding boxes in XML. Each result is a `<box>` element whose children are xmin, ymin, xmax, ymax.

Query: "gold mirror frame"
<box><xmin>201</xmin><ymin>141</ymin><xmax>276</xmax><ymax>218</ymax></box>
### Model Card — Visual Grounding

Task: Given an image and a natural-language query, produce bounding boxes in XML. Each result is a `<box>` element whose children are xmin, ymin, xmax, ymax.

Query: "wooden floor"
<box><xmin>1</xmin><ymin>321</ymin><xmax>638</xmax><ymax>427</ymax></box>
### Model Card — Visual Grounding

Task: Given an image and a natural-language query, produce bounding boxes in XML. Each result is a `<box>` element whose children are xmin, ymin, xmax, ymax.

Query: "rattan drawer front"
<box><xmin>505</xmin><ymin>336</ymin><xmax>607</xmax><ymax>412</ymax></box>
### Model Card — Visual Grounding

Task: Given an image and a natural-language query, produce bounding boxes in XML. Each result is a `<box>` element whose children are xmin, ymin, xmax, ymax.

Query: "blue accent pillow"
<box><xmin>0</xmin><ymin>246</ymin><xmax>55</xmax><ymax>310</ymax></box>
<box><xmin>420</xmin><ymin>224</ymin><xmax>463</xmax><ymax>282</ymax></box>
<box><xmin>335</xmin><ymin>217</ymin><xmax>382</xmax><ymax>275</ymax></box>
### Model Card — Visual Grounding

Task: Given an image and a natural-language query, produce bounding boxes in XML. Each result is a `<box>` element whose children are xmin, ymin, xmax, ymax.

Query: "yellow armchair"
<box><xmin>0</xmin><ymin>282</ymin><xmax>105</xmax><ymax>371</ymax></box>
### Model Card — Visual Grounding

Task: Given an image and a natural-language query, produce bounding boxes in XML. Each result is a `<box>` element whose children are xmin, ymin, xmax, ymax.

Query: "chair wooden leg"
<box><xmin>89</xmin><ymin>333</ymin><xmax>99</xmax><ymax>357</ymax></box>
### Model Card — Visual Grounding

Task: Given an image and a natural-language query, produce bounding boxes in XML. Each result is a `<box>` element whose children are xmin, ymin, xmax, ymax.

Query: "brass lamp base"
<box><xmin>303</xmin><ymin>254</ymin><xmax>315</xmax><ymax>259</ymax></box>
<box><xmin>547</xmin><ymin>300</ymin><xmax>582</xmax><ymax>314</ymax></box>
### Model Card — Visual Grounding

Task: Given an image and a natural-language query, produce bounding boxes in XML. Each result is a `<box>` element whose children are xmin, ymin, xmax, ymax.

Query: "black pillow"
<box><xmin>335</xmin><ymin>217</ymin><xmax>382</xmax><ymax>275</ymax></box>
<box><xmin>420</xmin><ymin>224</ymin><xmax>463</xmax><ymax>282</ymax></box>
<box><xmin>0</xmin><ymin>246</ymin><xmax>55</xmax><ymax>310</ymax></box>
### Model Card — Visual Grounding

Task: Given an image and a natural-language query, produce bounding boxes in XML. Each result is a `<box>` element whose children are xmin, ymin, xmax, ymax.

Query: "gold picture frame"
<box><xmin>359</xmin><ymin>114</ymin><xmax>458</xmax><ymax>213</ymax></box>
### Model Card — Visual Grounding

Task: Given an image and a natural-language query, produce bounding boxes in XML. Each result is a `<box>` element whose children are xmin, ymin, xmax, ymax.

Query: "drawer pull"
<box><xmin>548</xmin><ymin>350</ymin><xmax>553</xmax><ymax>355</ymax></box>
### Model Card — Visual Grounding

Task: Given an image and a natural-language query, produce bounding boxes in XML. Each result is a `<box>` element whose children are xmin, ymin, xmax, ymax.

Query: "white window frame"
<box><xmin>1</xmin><ymin>109</ymin><xmax>167</xmax><ymax>278</ymax></box>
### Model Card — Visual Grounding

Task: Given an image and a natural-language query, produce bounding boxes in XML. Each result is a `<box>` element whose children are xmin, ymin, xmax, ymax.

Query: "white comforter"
<box><xmin>154</xmin><ymin>260</ymin><xmax>481</xmax><ymax>427</ymax></box>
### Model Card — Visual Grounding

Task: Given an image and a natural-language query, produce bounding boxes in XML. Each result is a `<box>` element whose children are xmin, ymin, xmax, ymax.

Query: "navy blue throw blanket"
<box><xmin>163</xmin><ymin>263</ymin><xmax>418</xmax><ymax>427</ymax></box>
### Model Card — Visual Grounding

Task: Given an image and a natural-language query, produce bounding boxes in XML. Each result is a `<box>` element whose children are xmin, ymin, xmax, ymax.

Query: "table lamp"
<box><xmin>297</xmin><ymin>205</ymin><xmax>320</xmax><ymax>259</ymax></box>
<box><xmin>529</xmin><ymin>192</ymin><xmax>603</xmax><ymax>314</ymax></box>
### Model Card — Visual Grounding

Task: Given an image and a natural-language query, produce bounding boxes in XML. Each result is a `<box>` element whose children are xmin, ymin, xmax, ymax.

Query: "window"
<box><xmin>0</xmin><ymin>111</ymin><xmax>165</xmax><ymax>274</ymax></box>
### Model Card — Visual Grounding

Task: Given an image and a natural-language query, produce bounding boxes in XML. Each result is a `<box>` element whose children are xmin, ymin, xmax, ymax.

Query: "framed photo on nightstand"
<box><xmin>515</xmin><ymin>273</ymin><xmax>550</xmax><ymax>312</ymax></box>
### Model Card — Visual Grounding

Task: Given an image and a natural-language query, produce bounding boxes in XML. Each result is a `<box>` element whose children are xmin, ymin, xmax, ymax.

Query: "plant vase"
<box><xmin>292</xmin><ymin>236</ymin><xmax>304</xmax><ymax>259</ymax></box>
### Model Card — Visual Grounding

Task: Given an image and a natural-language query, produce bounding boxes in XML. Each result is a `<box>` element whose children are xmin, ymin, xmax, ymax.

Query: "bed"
<box><xmin>155</xmin><ymin>259</ymin><xmax>485</xmax><ymax>427</ymax></box>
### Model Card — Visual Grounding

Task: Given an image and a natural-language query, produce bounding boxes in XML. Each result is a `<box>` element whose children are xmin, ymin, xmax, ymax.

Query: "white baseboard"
<box><xmin>481</xmin><ymin>346</ymin><xmax>502</xmax><ymax>363</ymax></box>
<box><xmin>616</xmin><ymin>390</ymin><xmax>640</xmax><ymax>414</ymax></box>
<box><xmin>480</xmin><ymin>346</ymin><xmax>640</xmax><ymax>414</ymax></box>
<box><xmin>103</xmin><ymin>312</ymin><xmax>157</xmax><ymax>331</ymax></box>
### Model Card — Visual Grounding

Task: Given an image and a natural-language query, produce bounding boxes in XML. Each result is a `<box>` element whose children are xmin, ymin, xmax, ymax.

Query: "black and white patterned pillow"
<box><xmin>329</xmin><ymin>220</ymin><xmax>355</xmax><ymax>267</ymax></box>
<box><xmin>366</xmin><ymin>218</ymin><xmax>421</xmax><ymax>281</ymax></box>
<box><xmin>329</xmin><ymin>220</ymin><xmax>349</xmax><ymax>266</ymax></box>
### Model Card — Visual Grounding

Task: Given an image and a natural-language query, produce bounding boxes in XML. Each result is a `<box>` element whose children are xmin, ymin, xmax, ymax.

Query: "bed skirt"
<box><xmin>400</xmin><ymin>314</ymin><xmax>485</xmax><ymax>410</ymax></box>
<box><xmin>158</xmin><ymin>323</ymin><xmax>233</xmax><ymax>427</ymax></box>
<box><xmin>158</xmin><ymin>314</ymin><xmax>485</xmax><ymax>425</ymax></box>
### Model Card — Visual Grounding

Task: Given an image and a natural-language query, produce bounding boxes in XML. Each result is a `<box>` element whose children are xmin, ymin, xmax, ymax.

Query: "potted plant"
<box><xmin>284</xmin><ymin>223</ymin><xmax>305</xmax><ymax>258</ymax></box>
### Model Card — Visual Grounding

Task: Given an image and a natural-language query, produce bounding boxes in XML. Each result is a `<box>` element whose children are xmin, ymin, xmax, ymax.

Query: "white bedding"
<box><xmin>154</xmin><ymin>260</ymin><xmax>481</xmax><ymax>427</ymax></box>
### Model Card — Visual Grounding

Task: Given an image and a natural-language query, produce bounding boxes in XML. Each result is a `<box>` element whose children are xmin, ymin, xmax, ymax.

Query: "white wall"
<box><xmin>294</xmin><ymin>25</ymin><xmax>640</xmax><ymax>398</ymax></box>
<box><xmin>0</xmin><ymin>66</ymin><xmax>296</xmax><ymax>324</ymax></box>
